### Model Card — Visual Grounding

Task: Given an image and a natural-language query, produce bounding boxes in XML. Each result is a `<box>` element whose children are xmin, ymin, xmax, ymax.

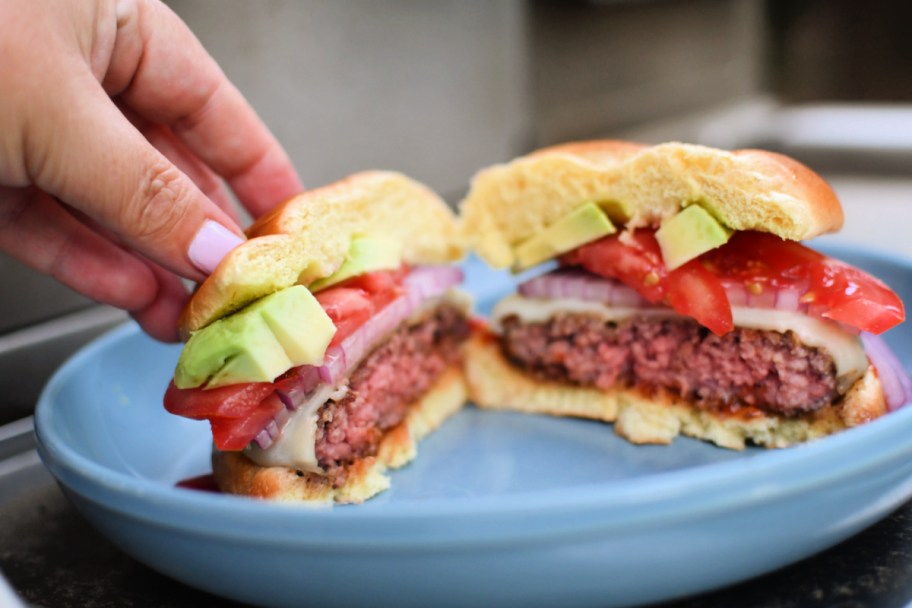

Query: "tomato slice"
<box><xmin>665</xmin><ymin>260</ymin><xmax>733</xmax><ymax>335</ymax></box>
<box><xmin>563</xmin><ymin>229</ymin><xmax>903</xmax><ymax>335</ymax></box>
<box><xmin>209</xmin><ymin>394</ymin><xmax>286</xmax><ymax>451</ymax></box>
<box><xmin>315</xmin><ymin>267</ymin><xmax>407</xmax><ymax>346</ymax></box>
<box><xmin>563</xmin><ymin>231</ymin><xmax>667</xmax><ymax>302</ymax></box>
<box><xmin>808</xmin><ymin>260</ymin><xmax>905</xmax><ymax>334</ymax></box>
<box><xmin>316</xmin><ymin>287</ymin><xmax>374</xmax><ymax>347</ymax></box>
<box><xmin>164</xmin><ymin>381</ymin><xmax>274</xmax><ymax>420</ymax></box>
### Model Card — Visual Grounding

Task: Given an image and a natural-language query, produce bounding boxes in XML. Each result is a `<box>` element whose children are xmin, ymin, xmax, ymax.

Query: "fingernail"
<box><xmin>188</xmin><ymin>220</ymin><xmax>244</xmax><ymax>274</ymax></box>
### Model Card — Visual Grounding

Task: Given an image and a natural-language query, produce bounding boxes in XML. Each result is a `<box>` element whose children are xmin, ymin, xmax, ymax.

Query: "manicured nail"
<box><xmin>188</xmin><ymin>220</ymin><xmax>244</xmax><ymax>274</ymax></box>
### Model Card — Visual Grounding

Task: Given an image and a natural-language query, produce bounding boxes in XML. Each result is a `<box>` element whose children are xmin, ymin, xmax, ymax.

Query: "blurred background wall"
<box><xmin>2</xmin><ymin>0</ymin><xmax>911</xmax><ymax>424</ymax></box>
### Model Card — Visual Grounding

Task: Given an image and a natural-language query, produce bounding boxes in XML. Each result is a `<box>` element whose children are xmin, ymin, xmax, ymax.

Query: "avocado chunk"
<box><xmin>174</xmin><ymin>285</ymin><xmax>336</xmax><ymax>389</ymax></box>
<box><xmin>656</xmin><ymin>204</ymin><xmax>733</xmax><ymax>270</ymax></box>
<box><xmin>513</xmin><ymin>202</ymin><xmax>617</xmax><ymax>270</ymax></box>
<box><xmin>309</xmin><ymin>236</ymin><xmax>402</xmax><ymax>292</ymax></box>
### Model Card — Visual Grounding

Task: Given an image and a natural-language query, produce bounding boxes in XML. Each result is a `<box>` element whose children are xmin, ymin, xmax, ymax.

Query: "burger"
<box><xmin>164</xmin><ymin>171</ymin><xmax>470</xmax><ymax>504</ymax></box>
<box><xmin>460</xmin><ymin>141</ymin><xmax>908</xmax><ymax>449</ymax></box>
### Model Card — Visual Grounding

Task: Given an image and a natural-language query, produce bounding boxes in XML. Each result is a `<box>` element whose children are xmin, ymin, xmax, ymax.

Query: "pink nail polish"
<box><xmin>188</xmin><ymin>220</ymin><xmax>244</xmax><ymax>274</ymax></box>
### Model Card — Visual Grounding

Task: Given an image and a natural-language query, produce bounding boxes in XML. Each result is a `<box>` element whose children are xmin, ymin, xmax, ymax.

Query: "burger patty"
<box><xmin>315</xmin><ymin>304</ymin><xmax>469</xmax><ymax>485</ymax></box>
<box><xmin>500</xmin><ymin>313</ymin><xmax>839</xmax><ymax>416</ymax></box>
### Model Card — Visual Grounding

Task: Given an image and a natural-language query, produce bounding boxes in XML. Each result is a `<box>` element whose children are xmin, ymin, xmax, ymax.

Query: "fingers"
<box><xmin>0</xmin><ymin>187</ymin><xmax>189</xmax><ymax>342</ymax></box>
<box><xmin>131</xmin><ymin>116</ymin><xmax>240</xmax><ymax>225</ymax></box>
<box><xmin>105</xmin><ymin>0</ymin><xmax>303</xmax><ymax>217</ymax></box>
<box><xmin>25</xmin><ymin>72</ymin><xmax>244</xmax><ymax>280</ymax></box>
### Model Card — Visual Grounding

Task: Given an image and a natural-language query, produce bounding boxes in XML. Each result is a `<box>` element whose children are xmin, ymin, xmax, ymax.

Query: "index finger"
<box><xmin>102</xmin><ymin>0</ymin><xmax>303</xmax><ymax>217</ymax></box>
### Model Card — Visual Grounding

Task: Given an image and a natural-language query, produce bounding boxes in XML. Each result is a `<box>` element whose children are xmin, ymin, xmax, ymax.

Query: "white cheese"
<box><xmin>491</xmin><ymin>295</ymin><xmax>868</xmax><ymax>387</ymax></box>
<box><xmin>245</xmin><ymin>383</ymin><xmax>337</xmax><ymax>472</ymax></box>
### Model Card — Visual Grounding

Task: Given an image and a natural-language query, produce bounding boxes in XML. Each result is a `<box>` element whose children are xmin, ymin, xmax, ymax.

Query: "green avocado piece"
<box><xmin>513</xmin><ymin>202</ymin><xmax>617</xmax><ymax>270</ymax></box>
<box><xmin>174</xmin><ymin>285</ymin><xmax>336</xmax><ymax>389</ymax></box>
<box><xmin>655</xmin><ymin>204</ymin><xmax>733</xmax><ymax>270</ymax></box>
<box><xmin>309</xmin><ymin>236</ymin><xmax>403</xmax><ymax>292</ymax></box>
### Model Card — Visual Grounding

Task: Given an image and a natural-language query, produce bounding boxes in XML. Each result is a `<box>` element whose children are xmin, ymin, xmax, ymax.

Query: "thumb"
<box><xmin>27</xmin><ymin>76</ymin><xmax>243</xmax><ymax>280</ymax></box>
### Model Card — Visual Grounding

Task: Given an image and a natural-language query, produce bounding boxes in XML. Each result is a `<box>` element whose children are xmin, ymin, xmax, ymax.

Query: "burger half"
<box><xmin>460</xmin><ymin>141</ymin><xmax>909</xmax><ymax>449</ymax></box>
<box><xmin>165</xmin><ymin>172</ymin><xmax>470</xmax><ymax>504</ymax></box>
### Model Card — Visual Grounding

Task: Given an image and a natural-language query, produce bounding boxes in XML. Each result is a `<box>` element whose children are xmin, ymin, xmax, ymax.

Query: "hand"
<box><xmin>0</xmin><ymin>0</ymin><xmax>303</xmax><ymax>341</ymax></box>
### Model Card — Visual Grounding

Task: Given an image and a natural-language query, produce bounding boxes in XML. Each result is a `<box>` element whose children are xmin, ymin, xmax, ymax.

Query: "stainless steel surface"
<box><xmin>0</xmin><ymin>256</ymin><xmax>95</xmax><ymax>335</ymax></box>
<box><xmin>0</xmin><ymin>418</ymin><xmax>45</xmax><ymax>505</ymax></box>
<box><xmin>0</xmin><ymin>307</ymin><xmax>127</xmax><ymax>426</ymax></box>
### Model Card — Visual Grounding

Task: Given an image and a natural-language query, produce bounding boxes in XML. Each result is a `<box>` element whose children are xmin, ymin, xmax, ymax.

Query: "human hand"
<box><xmin>0</xmin><ymin>0</ymin><xmax>303</xmax><ymax>341</ymax></box>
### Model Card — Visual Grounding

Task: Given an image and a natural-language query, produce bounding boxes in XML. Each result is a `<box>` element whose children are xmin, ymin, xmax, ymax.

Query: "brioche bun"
<box><xmin>460</xmin><ymin>141</ymin><xmax>844</xmax><ymax>269</ymax></box>
<box><xmin>212</xmin><ymin>365</ymin><xmax>466</xmax><ymax>505</ymax></box>
<box><xmin>464</xmin><ymin>334</ymin><xmax>886</xmax><ymax>450</ymax></box>
<box><xmin>181</xmin><ymin>171</ymin><xmax>465</xmax><ymax>335</ymax></box>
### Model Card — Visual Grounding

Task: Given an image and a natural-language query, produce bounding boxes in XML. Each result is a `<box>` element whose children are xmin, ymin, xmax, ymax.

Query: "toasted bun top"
<box><xmin>460</xmin><ymin>140</ymin><xmax>844</xmax><ymax>268</ymax></box>
<box><xmin>180</xmin><ymin>171</ymin><xmax>464</xmax><ymax>334</ymax></box>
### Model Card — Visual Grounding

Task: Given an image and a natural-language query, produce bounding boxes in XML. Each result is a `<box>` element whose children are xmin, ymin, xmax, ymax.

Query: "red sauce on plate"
<box><xmin>176</xmin><ymin>474</ymin><xmax>221</xmax><ymax>493</ymax></box>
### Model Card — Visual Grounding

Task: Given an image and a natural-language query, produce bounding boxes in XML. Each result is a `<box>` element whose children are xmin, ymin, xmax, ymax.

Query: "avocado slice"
<box><xmin>309</xmin><ymin>236</ymin><xmax>402</xmax><ymax>292</ymax></box>
<box><xmin>513</xmin><ymin>202</ymin><xmax>617</xmax><ymax>270</ymax></box>
<box><xmin>655</xmin><ymin>204</ymin><xmax>733</xmax><ymax>270</ymax></box>
<box><xmin>174</xmin><ymin>285</ymin><xmax>336</xmax><ymax>389</ymax></box>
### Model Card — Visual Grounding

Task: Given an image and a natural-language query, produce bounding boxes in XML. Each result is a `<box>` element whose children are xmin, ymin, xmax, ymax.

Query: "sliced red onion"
<box><xmin>521</xmin><ymin>269</ymin><xmax>820</xmax><ymax>316</ymax></box>
<box><xmin>276</xmin><ymin>365</ymin><xmax>322</xmax><ymax>410</ymax></box>
<box><xmin>519</xmin><ymin>270</ymin><xmax>648</xmax><ymax>307</ymax></box>
<box><xmin>404</xmin><ymin>265</ymin><xmax>464</xmax><ymax>298</ymax></box>
<box><xmin>772</xmin><ymin>285</ymin><xmax>805</xmax><ymax>312</ymax></box>
<box><xmin>744</xmin><ymin>283</ymin><xmax>776</xmax><ymax>309</ymax></box>
<box><xmin>318</xmin><ymin>292</ymin><xmax>414</xmax><ymax>386</ymax></box>
<box><xmin>318</xmin><ymin>265</ymin><xmax>464</xmax><ymax>387</ymax></box>
<box><xmin>724</xmin><ymin>282</ymin><xmax>748</xmax><ymax>307</ymax></box>
<box><xmin>251</xmin><ymin>396</ymin><xmax>293</xmax><ymax>450</ymax></box>
<box><xmin>861</xmin><ymin>332</ymin><xmax>912</xmax><ymax>411</ymax></box>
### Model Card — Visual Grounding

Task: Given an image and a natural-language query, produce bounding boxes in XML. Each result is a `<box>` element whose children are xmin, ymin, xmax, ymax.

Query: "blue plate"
<box><xmin>35</xmin><ymin>245</ymin><xmax>912</xmax><ymax>608</ymax></box>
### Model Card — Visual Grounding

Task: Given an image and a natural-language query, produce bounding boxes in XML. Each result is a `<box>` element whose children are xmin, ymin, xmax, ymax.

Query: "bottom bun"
<box><xmin>464</xmin><ymin>334</ymin><xmax>886</xmax><ymax>450</ymax></box>
<box><xmin>212</xmin><ymin>365</ymin><xmax>467</xmax><ymax>505</ymax></box>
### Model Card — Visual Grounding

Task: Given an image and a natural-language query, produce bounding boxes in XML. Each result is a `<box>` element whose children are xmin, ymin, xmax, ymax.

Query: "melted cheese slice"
<box><xmin>491</xmin><ymin>295</ymin><xmax>869</xmax><ymax>387</ymax></box>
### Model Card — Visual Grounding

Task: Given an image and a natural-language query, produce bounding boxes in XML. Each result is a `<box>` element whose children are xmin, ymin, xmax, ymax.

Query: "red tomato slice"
<box><xmin>336</xmin><ymin>266</ymin><xmax>409</xmax><ymax>294</ymax></box>
<box><xmin>209</xmin><ymin>394</ymin><xmax>286</xmax><ymax>451</ymax></box>
<box><xmin>315</xmin><ymin>287</ymin><xmax>374</xmax><ymax>347</ymax></box>
<box><xmin>563</xmin><ymin>232</ymin><xmax>667</xmax><ymax>302</ymax></box>
<box><xmin>315</xmin><ymin>267</ymin><xmax>408</xmax><ymax>346</ymax></box>
<box><xmin>164</xmin><ymin>381</ymin><xmax>275</xmax><ymax>420</ymax></box>
<box><xmin>665</xmin><ymin>260</ymin><xmax>733</xmax><ymax>336</ymax></box>
<box><xmin>809</xmin><ymin>261</ymin><xmax>905</xmax><ymax>334</ymax></box>
<box><xmin>563</xmin><ymin>229</ymin><xmax>904</xmax><ymax>335</ymax></box>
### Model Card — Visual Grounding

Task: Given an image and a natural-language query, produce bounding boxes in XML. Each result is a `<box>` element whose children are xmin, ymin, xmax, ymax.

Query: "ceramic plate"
<box><xmin>35</xmin><ymin>245</ymin><xmax>912</xmax><ymax>608</ymax></box>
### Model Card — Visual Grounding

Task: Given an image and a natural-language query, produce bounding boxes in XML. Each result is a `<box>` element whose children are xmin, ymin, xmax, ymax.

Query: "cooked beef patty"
<box><xmin>500</xmin><ymin>313</ymin><xmax>838</xmax><ymax>416</ymax></box>
<box><xmin>315</xmin><ymin>304</ymin><xmax>469</xmax><ymax>485</ymax></box>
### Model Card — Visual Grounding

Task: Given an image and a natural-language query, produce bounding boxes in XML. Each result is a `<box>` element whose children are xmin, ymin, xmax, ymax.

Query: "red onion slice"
<box><xmin>251</xmin><ymin>396</ymin><xmax>293</xmax><ymax>450</ymax></box>
<box><xmin>520</xmin><ymin>269</ymin><xmax>818</xmax><ymax>315</ymax></box>
<box><xmin>519</xmin><ymin>270</ymin><xmax>648</xmax><ymax>307</ymax></box>
<box><xmin>318</xmin><ymin>265</ymin><xmax>463</xmax><ymax>386</ymax></box>
<box><xmin>861</xmin><ymin>332</ymin><xmax>912</xmax><ymax>411</ymax></box>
